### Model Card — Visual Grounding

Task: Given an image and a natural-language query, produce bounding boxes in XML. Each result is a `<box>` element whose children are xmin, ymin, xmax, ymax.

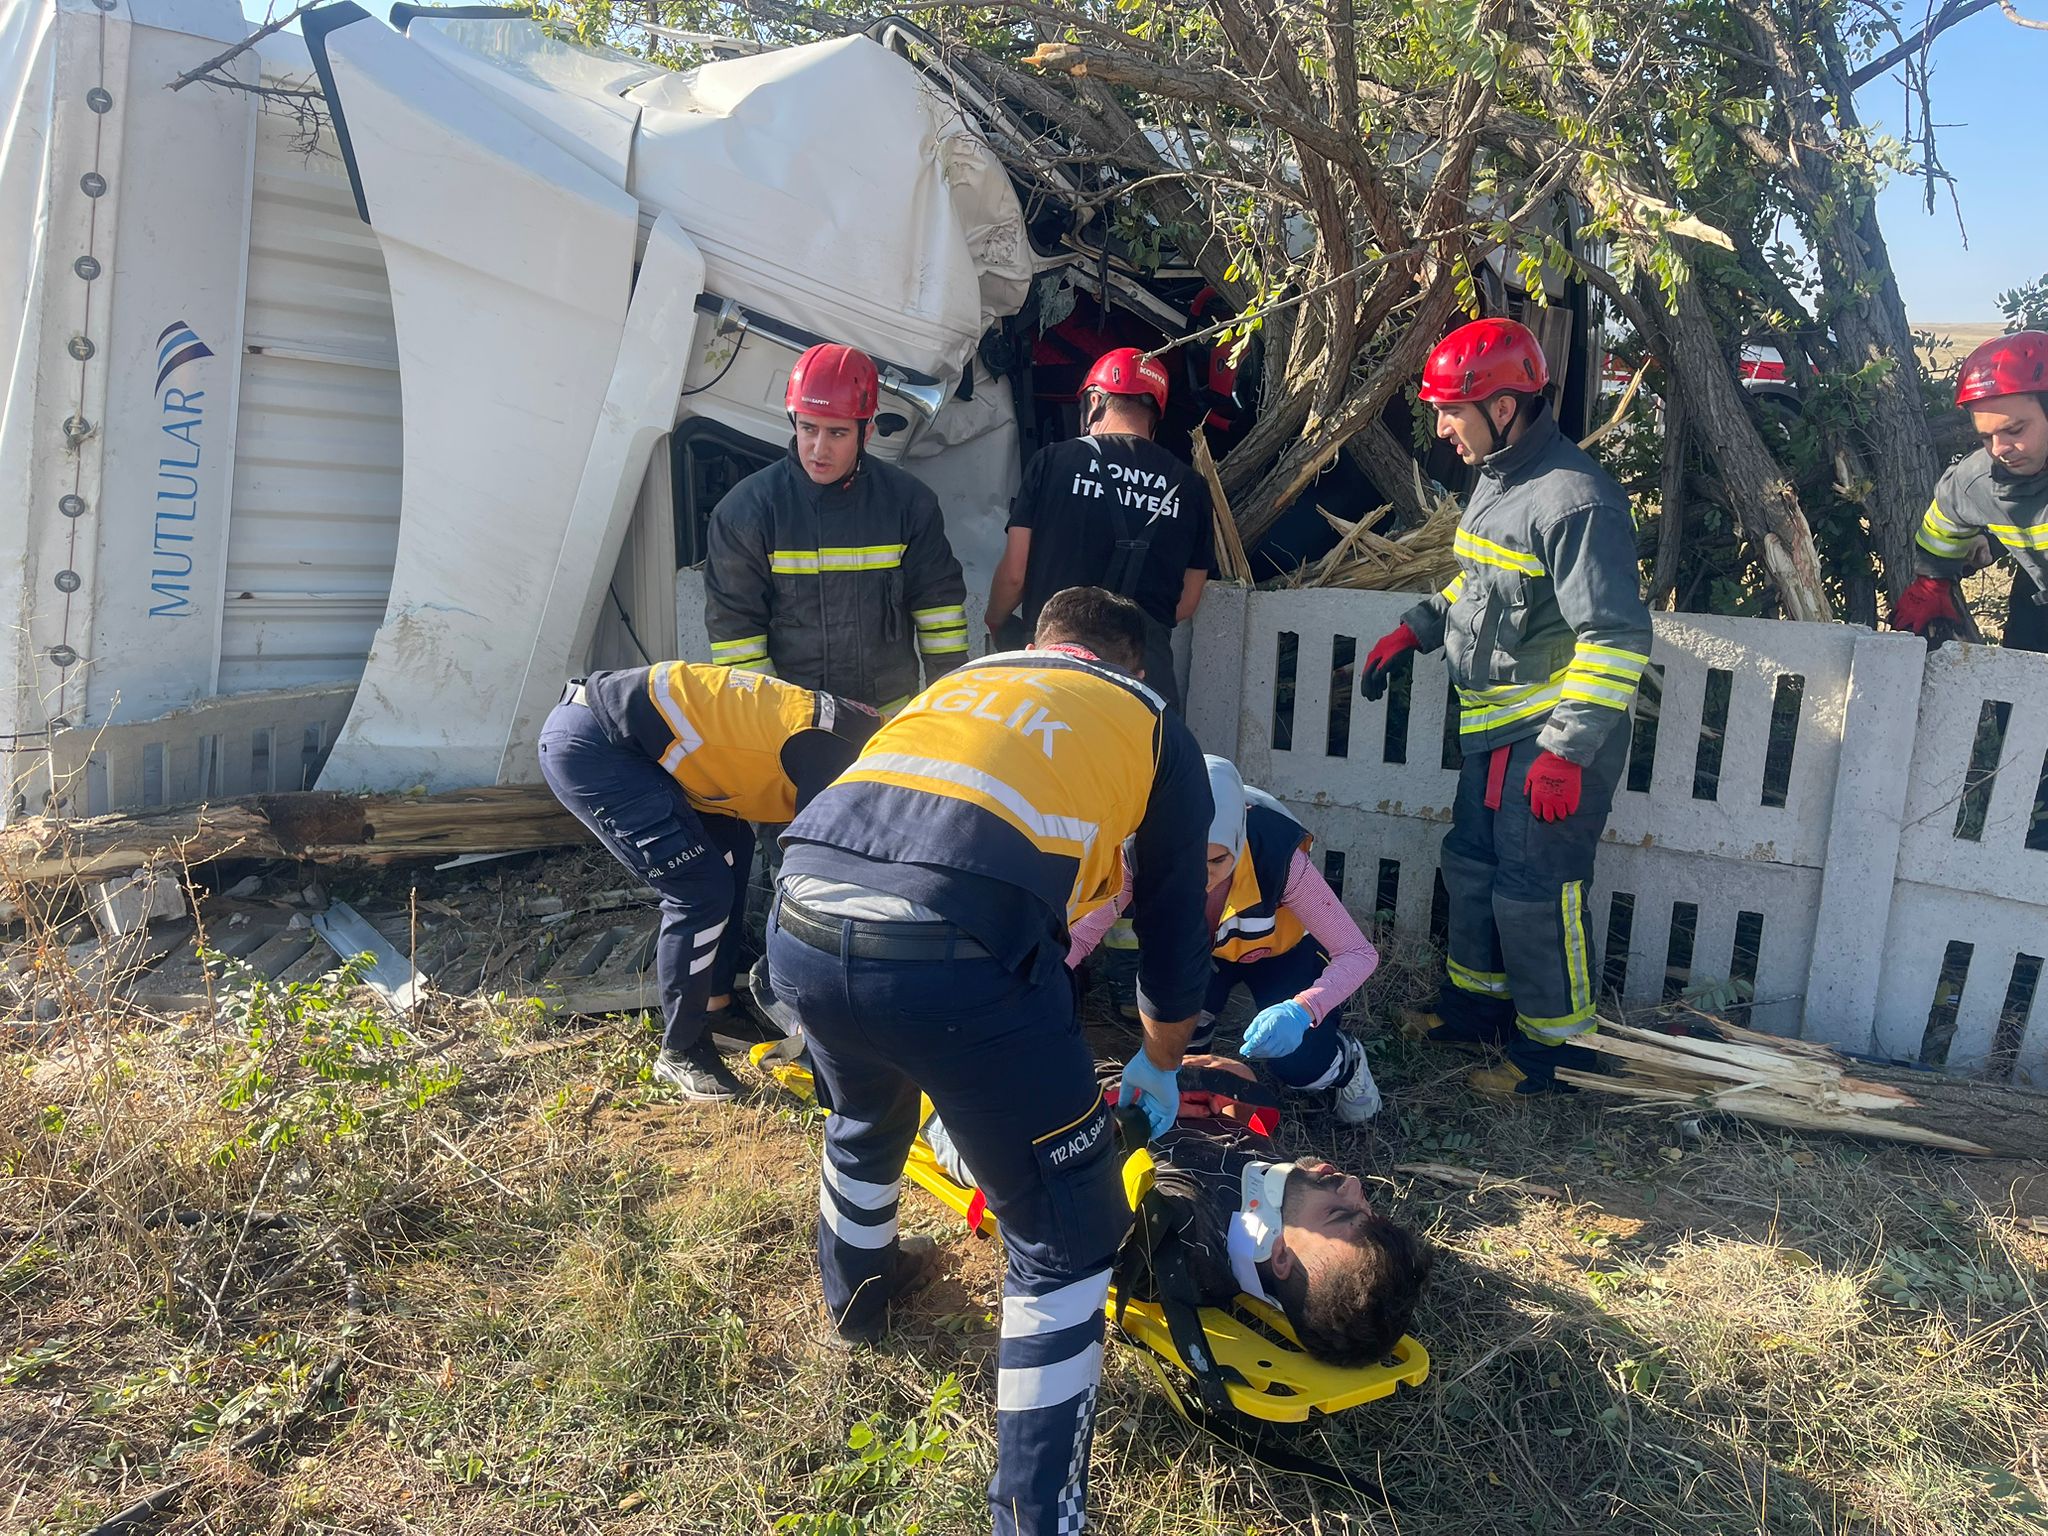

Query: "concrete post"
<box><xmin>1185</xmin><ymin>582</ymin><xmax>1250</xmax><ymax>760</ymax></box>
<box><xmin>1800</xmin><ymin>629</ymin><xmax>1925</xmax><ymax>1050</ymax></box>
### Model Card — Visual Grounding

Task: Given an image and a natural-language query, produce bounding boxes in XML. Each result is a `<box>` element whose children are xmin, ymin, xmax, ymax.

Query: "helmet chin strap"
<box><xmin>1480</xmin><ymin>394</ymin><xmax>1511</xmax><ymax>458</ymax></box>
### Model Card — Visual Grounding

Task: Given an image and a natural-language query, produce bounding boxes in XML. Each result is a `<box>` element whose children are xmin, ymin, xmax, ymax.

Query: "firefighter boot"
<box><xmin>1468</xmin><ymin>1035</ymin><xmax>1597</xmax><ymax>1100</ymax></box>
<box><xmin>1401</xmin><ymin>1007</ymin><xmax>1513</xmax><ymax>1049</ymax></box>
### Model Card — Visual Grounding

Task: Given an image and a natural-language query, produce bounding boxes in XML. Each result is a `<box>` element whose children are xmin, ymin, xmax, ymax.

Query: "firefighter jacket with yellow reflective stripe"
<box><xmin>1400</xmin><ymin>404</ymin><xmax>1653</xmax><ymax>765</ymax></box>
<box><xmin>780</xmin><ymin>650</ymin><xmax>1215</xmax><ymax>1021</ymax></box>
<box><xmin>1914</xmin><ymin>447</ymin><xmax>2048</xmax><ymax>601</ymax></box>
<box><xmin>1212</xmin><ymin>794</ymin><xmax>1313</xmax><ymax>964</ymax></box>
<box><xmin>703</xmin><ymin>448</ymin><xmax>969</xmax><ymax>710</ymax></box>
<box><xmin>584</xmin><ymin>662</ymin><xmax>867</xmax><ymax>825</ymax></box>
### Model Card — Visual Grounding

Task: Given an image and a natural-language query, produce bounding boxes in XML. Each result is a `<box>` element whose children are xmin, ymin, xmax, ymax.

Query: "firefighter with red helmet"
<box><xmin>1361</xmin><ymin>318</ymin><xmax>1653</xmax><ymax>1098</ymax></box>
<box><xmin>1895</xmin><ymin>331</ymin><xmax>2048</xmax><ymax>649</ymax></box>
<box><xmin>704</xmin><ymin>343</ymin><xmax>969</xmax><ymax>713</ymax></box>
<box><xmin>985</xmin><ymin>346</ymin><xmax>1216</xmax><ymax>710</ymax></box>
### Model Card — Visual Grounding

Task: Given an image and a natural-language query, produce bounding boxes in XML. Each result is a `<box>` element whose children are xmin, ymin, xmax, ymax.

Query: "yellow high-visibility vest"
<box><xmin>818</xmin><ymin>652</ymin><xmax>1165</xmax><ymax>921</ymax></box>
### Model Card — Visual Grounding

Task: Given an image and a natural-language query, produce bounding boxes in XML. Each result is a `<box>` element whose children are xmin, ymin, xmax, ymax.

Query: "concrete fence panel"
<box><xmin>1188</xmin><ymin>589</ymin><xmax>2048</xmax><ymax>1085</ymax></box>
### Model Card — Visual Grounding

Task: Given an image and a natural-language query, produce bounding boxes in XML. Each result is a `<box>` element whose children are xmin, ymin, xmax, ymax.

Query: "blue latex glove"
<box><xmin>1240</xmin><ymin>999</ymin><xmax>1314</xmax><ymax>1060</ymax></box>
<box><xmin>1118</xmin><ymin>1052</ymin><xmax>1181</xmax><ymax>1142</ymax></box>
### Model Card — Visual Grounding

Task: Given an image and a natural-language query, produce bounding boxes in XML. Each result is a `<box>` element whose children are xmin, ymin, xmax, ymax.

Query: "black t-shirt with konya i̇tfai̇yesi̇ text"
<box><xmin>1009</xmin><ymin>432</ymin><xmax>1217</xmax><ymax>631</ymax></box>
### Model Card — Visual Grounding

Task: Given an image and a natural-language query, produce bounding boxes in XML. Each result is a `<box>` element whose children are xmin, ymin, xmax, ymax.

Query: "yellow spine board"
<box><xmin>751</xmin><ymin>1044</ymin><xmax>1430</xmax><ymax>1422</ymax></box>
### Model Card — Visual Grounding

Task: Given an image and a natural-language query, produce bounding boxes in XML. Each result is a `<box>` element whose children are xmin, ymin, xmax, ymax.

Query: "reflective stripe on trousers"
<box><xmin>1436</xmin><ymin>727</ymin><xmax>1627</xmax><ymax>1043</ymax></box>
<box><xmin>766</xmin><ymin>910</ymin><xmax>1130</xmax><ymax>1534</ymax></box>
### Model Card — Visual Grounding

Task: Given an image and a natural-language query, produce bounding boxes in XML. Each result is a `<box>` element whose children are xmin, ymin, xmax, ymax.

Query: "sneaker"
<box><xmin>825</xmin><ymin>1234</ymin><xmax>943</xmax><ymax>1348</ymax></box>
<box><xmin>1334</xmin><ymin>1036</ymin><xmax>1384</xmax><ymax>1125</ymax></box>
<box><xmin>652</xmin><ymin>1043</ymin><xmax>745</xmax><ymax>1101</ymax></box>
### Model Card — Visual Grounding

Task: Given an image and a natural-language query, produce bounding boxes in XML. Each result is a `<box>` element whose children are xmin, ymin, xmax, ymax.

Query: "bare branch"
<box><xmin>1847</xmin><ymin>0</ymin><xmax>1998</xmax><ymax>88</ymax></box>
<box><xmin>1999</xmin><ymin>0</ymin><xmax>2048</xmax><ymax>27</ymax></box>
<box><xmin>168</xmin><ymin>2</ymin><xmax>316</xmax><ymax>91</ymax></box>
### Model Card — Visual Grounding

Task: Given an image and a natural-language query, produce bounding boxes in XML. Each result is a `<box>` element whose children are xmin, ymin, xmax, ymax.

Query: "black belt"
<box><xmin>561</xmin><ymin>679</ymin><xmax>590</xmax><ymax>707</ymax></box>
<box><xmin>777</xmin><ymin>893</ymin><xmax>991</xmax><ymax>962</ymax></box>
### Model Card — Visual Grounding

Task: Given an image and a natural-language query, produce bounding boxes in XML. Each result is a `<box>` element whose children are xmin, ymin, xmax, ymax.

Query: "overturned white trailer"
<box><xmin>1</xmin><ymin>0</ymin><xmax>1033</xmax><ymax>816</ymax></box>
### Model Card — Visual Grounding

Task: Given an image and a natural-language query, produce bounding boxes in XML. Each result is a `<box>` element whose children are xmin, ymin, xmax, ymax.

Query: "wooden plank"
<box><xmin>0</xmin><ymin>784</ymin><xmax>586</xmax><ymax>884</ymax></box>
<box><xmin>1574</xmin><ymin>1013</ymin><xmax>2048</xmax><ymax>1158</ymax></box>
<box><xmin>311</xmin><ymin>900</ymin><xmax>428</xmax><ymax>1012</ymax></box>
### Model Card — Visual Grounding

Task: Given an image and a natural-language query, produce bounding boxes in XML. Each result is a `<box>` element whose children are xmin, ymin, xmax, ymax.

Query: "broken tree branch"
<box><xmin>168</xmin><ymin>2</ymin><xmax>316</xmax><ymax>92</ymax></box>
<box><xmin>1569</xmin><ymin>1016</ymin><xmax>2048</xmax><ymax>1160</ymax></box>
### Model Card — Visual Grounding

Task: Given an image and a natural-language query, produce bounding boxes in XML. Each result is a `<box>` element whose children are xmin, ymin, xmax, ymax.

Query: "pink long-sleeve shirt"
<box><xmin>1069</xmin><ymin>849</ymin><xmax>1378</xmax><ymax>1021</ymax></box>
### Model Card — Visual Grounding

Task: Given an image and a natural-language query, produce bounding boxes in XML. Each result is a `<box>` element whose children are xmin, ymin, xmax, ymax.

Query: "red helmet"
<box><xmin>1418</xmin><ymin>318</ymin><xmax>1549</xmax><ymax>404</ymax></box>
<box><xmin>1955</xmin><ymin>331</ymin><xmax>2048</xmax><ymax>408</ymax></box>
<box><xmin>786</xmin><ymin>343</ymin><xmax>879</xmax><ymax>421</ymax></box>
<box><xmin>1082</xmin><ymin>347</ymin><xmax>1170</xmax><ymax>414</ymax></box>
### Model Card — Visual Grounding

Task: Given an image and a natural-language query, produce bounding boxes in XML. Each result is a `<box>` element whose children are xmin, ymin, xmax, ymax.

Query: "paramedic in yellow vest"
<box><xmin>767</xmin><ymin>586</ymin><xmax>1212</xmax><ymax>1536</ymax></box>
<box><xmin>1360</xmin><ymin>318</ymin><xmax>1653</xmax><ymax>1099</ymax></box>
<box><xmin>537</xmin><ymin>664</ymin><xmax>879</xmax><ymax>1100</ymax></box>
<box><xmin>1068</xmin><ymin>756</ymin><xmax>1386</xmax><ymax>1123</ymax></box>
<box><xmin>703</xmin><ymin>343</ymin><xmax>970</xmax><ymax>714</ymax></box>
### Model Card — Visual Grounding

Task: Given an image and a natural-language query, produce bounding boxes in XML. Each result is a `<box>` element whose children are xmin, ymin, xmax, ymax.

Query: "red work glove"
<box><xmin>1524</xmin><ymin>750</ymin><xmax>1582</xmax><ymax>822</ymax></box>
<box><xmin>1360</xmin><ymin>623</ymin><xmax>1420</xmax><ymax>701</ymax></box>
<box><xmin>1891</xmin><ymin>576</ymin><xmax>1961</xmax><ymax>637</ymax></box>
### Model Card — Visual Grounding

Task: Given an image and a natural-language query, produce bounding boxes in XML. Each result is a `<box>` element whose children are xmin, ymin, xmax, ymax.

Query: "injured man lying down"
<box><xmin>925</xmin><ymin>1058</ymin><xmax>1432</xmax><ymax>1367</ymax></box>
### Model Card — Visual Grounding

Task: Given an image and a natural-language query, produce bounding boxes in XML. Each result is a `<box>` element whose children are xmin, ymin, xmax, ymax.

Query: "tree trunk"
<box><xmin>1237</xmin><ymin>274</ymin><xmax>1461</xmax><ymax>545</ymax></box>
<box><xmin>1567</xmin><ymin>1017</ymin><xmax>2048</xmax><ymax>1160</ymax></box>
<box><xmin>1816</xmin><ymin>197</ymin><xmax>1946</xmax><ymax>600</ymax></box>
<box><xmin>1345</xmin><ymin>418</ymin><xmax>1431</xmax><ymax>528</ymax></box>
<box><xmin>1650</xmin><ymin>386</ymin><xmax>1688</xmax><ymax>606</ymax></box>
<box><xmin>1651</xmin><ymin>280</ymin><xmax>1835</xmax><ymax>621</ymax></box>
<box><xmin>1839</xmin><ymin>1064</ymin><xmax>2048</xmax><ymax>1161</ymax></box>
<box><xmin>1733</xmin><ymin>1</ymin><xmax>1945</xmax><ymax>601</ymax></box>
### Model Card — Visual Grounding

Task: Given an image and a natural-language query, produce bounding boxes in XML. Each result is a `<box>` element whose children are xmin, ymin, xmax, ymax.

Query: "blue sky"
<box><xmin>1859</xmin><ymin>11</ymin><xmax>2048</xmax><ymax>323</ymax></box>
<box><xmin>243</xmin><ymin>0</ymin><xmax>2042</xmax><ymax>321</ymax></box>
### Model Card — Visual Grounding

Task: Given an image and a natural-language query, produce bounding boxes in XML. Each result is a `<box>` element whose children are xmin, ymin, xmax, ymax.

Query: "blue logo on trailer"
<box><xmin>150</xmin><ymin>319</ymin><xmax>213</xmax><ymax>618</ymax></box>
<box><xmin>155</xmin><ymin>320</ymin><xmax>213</xmax><ymax>396</ymax></box>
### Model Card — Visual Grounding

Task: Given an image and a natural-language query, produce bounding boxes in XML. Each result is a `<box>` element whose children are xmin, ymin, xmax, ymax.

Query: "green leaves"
<box><xmin>772</xmin><ymin>1375</ymin><xmax>967</xmax><ymax>1535</ymax></box>
<box><xmin>203</xmin><ymin>950</ymin><xmax>461</xmax><ymax>1168</ymax></box>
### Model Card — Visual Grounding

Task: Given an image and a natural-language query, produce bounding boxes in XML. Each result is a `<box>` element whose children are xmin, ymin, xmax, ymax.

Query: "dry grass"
<box><xmin>3</xmin><ymin>914</ymin><xmax>2046</xmax><ymax>1536</ymax></box>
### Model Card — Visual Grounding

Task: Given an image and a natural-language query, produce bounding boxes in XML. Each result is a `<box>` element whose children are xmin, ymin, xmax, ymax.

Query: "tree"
<box><xmin>1998</xmin><ymin>273</ymin><xmax>2048</xmax><ymax>333</ymax></box>
<box><xmin>543</xmin><ymin>0</ymin><xmax>2047</xmax><ymax>618</ymax></box>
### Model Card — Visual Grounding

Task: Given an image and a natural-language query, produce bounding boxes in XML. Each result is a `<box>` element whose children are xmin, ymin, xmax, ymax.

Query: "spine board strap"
<box><xmin>1111</xmin><ymin>1190</ymin><xmax>1394</xmax><ymax>1505</ymax></box>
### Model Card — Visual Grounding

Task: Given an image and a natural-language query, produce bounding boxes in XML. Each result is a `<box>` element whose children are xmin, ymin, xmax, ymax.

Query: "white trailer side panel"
<box><xmin>218</xmin><ymin>80</ymin><xmax>402</xmax><ymax>693</ymax></box>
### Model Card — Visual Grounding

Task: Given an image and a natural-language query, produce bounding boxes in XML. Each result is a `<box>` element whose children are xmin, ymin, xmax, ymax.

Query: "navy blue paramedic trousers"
<box><xmin>537</xmin><ymin>697</ymin><xmax>753</xmax><ymax>1054</ymax></box>
<box><xmin>768</xmin><ymin>900</ymin><xmax>1131</xmax><ymax>1536</ymax></box>
<box><xmin>1201</xmin><ymin>940</ymin><xmax>1345</xmax><ymax>1088</ymax></box>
